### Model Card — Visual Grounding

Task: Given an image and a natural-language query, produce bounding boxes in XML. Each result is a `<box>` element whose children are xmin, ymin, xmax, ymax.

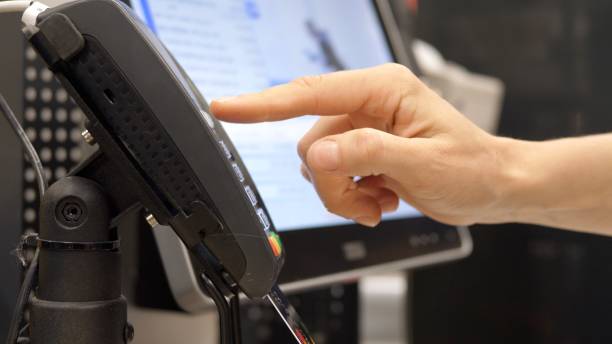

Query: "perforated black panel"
<box><xmin>21</xmin><ymin>46</ymin><xmax>84</xmax><ymax>234</ymax></box>
<box><xmin>66</xmin><ymin>36</ymin><xmax>204</xmax><ymax>214</ymax></box>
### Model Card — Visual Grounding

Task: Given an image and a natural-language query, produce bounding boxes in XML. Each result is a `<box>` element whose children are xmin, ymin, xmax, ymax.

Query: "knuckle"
<box><xmin>354</xmin><ymin>128</ymin><xmax>384</xmax><ymax>166</ymax></box>
<box><xmin>382</xmin><ymin>63</ymin><xmax>423</xmax><ymax>93</ymax></box>
<box><xmin>291</xmin><ymin>75</ymin><xmax>324</xmax><ymax>112</ymax></box>
<box><xmin>366</xmin><ymin>64</ymin><xmax>421</xmax><ymax>118</ymax></box>
<box><xmin>291</xmin><ymin>75</ymin><xmax>324</xmax><ymax>90</ymax></box>
<box><xmin>381</xmin><ymin>63</ymin><xmax>414</xmax><ymax>83</ymax></box>
<box><xmin>383</xmin><ymin>62</ymin><xmax>410</xmax><ymax>75</ymax></box>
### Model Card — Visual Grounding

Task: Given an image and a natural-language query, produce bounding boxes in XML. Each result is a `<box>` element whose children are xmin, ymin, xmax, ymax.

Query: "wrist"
<box><xmin>488</xmin><ymin>136</ymin><xmax>539</xmax><ymax>224</ymax></box>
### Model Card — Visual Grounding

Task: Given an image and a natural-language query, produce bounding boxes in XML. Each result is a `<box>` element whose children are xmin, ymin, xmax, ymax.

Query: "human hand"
<box><xmin>211</xmin><ymin>64</ymin><xmax>511</xmax><ymax>228</ymax></box>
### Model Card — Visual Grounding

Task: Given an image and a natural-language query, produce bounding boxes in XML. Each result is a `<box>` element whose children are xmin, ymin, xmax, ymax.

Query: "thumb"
<box><xmin>306</xmin><ymin>128</ymin><xmax>409</xmax><ymax>177</ymax></box>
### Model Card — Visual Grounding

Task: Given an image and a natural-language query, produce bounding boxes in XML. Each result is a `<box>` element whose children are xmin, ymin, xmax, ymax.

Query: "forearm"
<box><xmin>495</xmin><ymin>134</ymin><xmax>612</xmax><ymax>235</ymax></box>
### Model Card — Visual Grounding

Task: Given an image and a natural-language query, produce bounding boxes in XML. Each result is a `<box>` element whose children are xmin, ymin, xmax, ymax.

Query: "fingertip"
<box><xmin>348</xmin><ymin>193</ymin><xmax>382</xmax><ymax>228</ymax></box>
<box><xmin>355</xmin><ymin>178</ymin><xmax>398</xmax><ymax>214</ymax></box>
<box><xmin>209</xmin><ymin>99</ymin><xmax>229</xmax><ymax>118</ymax></box>
<box><xmin>380</xmin><ymin>195</ymin><xmax>400</xmax><ymax>213</ymax></box>
<box><xmin>316</xmin><ymin>183</ymin><xmax>381</xmax><ymax>228</ymax></box>
<box><xmin>210</xmin><ymin>95</ymin><xmax>260</xmax><ymax>123</ymax></box>
<box><xmin>355</xmin><ymin>216</ymin><xmax>381</xmax><ymax>228</ymax></box>
<box><xmin>215</xmin><ymin>96</ymin><xmax>238</xmax><ymax>103</ymax></box>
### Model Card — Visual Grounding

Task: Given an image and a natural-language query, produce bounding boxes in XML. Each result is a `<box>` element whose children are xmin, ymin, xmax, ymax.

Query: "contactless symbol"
<box><xmin>268</xmin><ymin>232</ymin><xmax>283</xmax><ymax>257</ymax></box>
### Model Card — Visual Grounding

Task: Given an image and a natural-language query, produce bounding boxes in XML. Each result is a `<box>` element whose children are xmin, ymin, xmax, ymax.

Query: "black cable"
<box><xmin>229</xmin><ymin>292</ymin><xmax>242</xmax><ymax>344</ymax></box>
<box><xmin>0</xmin><ymin>93</ymin><xmax>47</xmax><ymax>196</ymax></box>
<box><xmin>17</xmin><ymin>324</ymin><xmax>28</xmax><ymax>338</ymax></box>
<box><xmin>1</xmin><ymin>92</ymin><xmax>47</xmax><ymax>344</ymax></box>
<box><xmin>193</xmin><ymin>243</ymin><xmax>238</xmax><ymax>343</ymax></box>
<box><xmin>200</xmin><ymin>273</ymin><xmax>232</xmax><ymax>344</ymax></box>
<box><xmin>16</xmin><ymin>324</ymin><xmax>29</xmax><ymax>343</ymax></box>
<box><xmin>6</xmin><ymin>247</ymin><xmax>39</xmax><ymax>344</ymax></box>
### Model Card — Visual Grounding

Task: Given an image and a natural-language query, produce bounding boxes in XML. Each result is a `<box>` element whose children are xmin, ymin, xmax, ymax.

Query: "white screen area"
<box><xmin>131</xmin><ymin>0</ymin><xmax>421</xmax><ymax>231</ymax></box>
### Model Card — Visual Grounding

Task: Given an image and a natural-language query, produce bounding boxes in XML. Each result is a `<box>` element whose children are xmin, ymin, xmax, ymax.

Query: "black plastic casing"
<box><xmin>27</xmin><ymin>0</ymin><xmax>284</xmax><ymax>298</ymax></box>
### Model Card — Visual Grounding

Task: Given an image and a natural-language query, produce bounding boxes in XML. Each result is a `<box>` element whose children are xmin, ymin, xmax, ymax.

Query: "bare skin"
<box><xmin>210</xmin><ymin>63</ymin><xmax>612</xmax><ymax>236</ymax></box>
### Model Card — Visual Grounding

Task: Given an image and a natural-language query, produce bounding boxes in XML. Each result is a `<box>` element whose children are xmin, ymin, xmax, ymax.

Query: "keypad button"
<box><xmin>219</xmin><ymin>140</ymin><xmax>232</xmax><ymax>160</ymax></box>
<box><xmin>232</xmin><ymin>163</ymin><xmax>245</xmax><ymax>182</ymax></box>
<box><xmin>256</xmin><ymin>208</ymin><xmax>271</xmax><ymax>231</ymax></box>
<box><xmin>200</xmin><ymin>109</ymin><xmax>215</xmax><ymax>128</ymax></box>
<box><xmin>244</xmin><ymin>185</ymin><xmax>257</xmax><ymax>206</ymax></box>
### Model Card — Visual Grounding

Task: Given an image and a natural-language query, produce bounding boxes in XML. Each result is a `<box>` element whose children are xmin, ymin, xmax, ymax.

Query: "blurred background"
<box><xmin>412</xmin><ymin>0</ymin><xmax>612</xmax><ymax>343</ymax></box>
<box><xmin>2</xmin><ymin>0</ymin><xmax>612</xmax><ymax>343</ymax></box>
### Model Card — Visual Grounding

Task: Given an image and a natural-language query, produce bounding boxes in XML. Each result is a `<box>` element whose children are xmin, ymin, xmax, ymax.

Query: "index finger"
<box><xmin>209</xmin><ymin>63</ymin><xmax>411</xmax><ymax>123</ymax></box>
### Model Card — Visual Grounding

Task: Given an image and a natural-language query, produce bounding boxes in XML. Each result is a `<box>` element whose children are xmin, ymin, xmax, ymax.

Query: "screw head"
<box><xmin>81</xmin><ymin>129</ymin><xmax>95</xmax><ymax>145</ymax></box>
<box><xmin>55</xmin><ymin>196</ymin><xmax>87</xmax><ymax>229</ymax></box>
<box><xmin>145</xmin><ymin>214</ymin><xmax>159</xmax><ymax>228</ymax></box>
<box><xmin>124</xmin><ymin>323</ymin><xmax>135</xmax><ymax>342</ymax></box>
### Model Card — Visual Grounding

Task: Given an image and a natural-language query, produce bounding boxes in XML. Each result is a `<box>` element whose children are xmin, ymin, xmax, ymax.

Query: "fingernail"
<box><xmin>215</xmin><ymin>96</ymin><xmax>237</xmax><ymax>103</ymax></box>
<box><xmin>311</xmin><ymin>140</ymin><xmax>340</xmax><ymax>171</ymax></box>
<box><xmin>356</xmin><ymin>216</ymin><xmax>379</xmax><ymax>228</ymax></box>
